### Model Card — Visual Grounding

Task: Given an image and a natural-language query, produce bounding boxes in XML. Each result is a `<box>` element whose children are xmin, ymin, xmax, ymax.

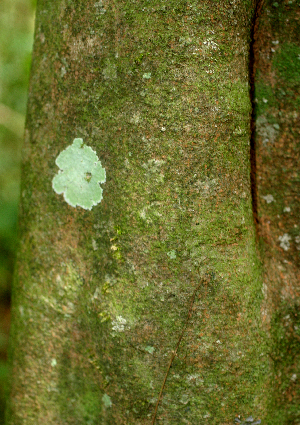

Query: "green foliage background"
<box><xmin>0</xmin><ymin>0</ymin><xmax>35</xmax><ymax>418</ymax></box>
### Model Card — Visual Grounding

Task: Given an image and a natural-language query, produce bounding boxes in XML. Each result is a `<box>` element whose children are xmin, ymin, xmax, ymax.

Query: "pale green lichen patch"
<box><xmin>52</xmin><ymin>138</ymin><xmax>106</xmax><ymax>210</ymax></box>
<box><xmin>102</xmin><ymin>393</ymin><xmax>112</xmax><ymax>408</ymax></box>
<box><xmin>102</xmin><ymin>59</ymin><xmax>117</xmax><ymax>80</ymax></box>
<box><xmin>144</xmin><ymin>345</ymin><xmax>155</xmax><ymax>354</ymax></box>
<box><xmin>167</xmin><ymin>250</ymin><xmax>176</xmax><ymax>259</ymax></box>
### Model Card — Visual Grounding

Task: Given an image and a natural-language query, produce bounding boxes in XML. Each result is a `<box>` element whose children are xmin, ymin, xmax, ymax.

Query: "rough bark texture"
<box><xmin>254</xmin><ymin>1</ymin><xmax>300</xmax><ymax>423</ymax></box>
<box><xmin>6</xmin><ymin>1</ymin><xmax>271</xmax><ymax>424</ymax></box>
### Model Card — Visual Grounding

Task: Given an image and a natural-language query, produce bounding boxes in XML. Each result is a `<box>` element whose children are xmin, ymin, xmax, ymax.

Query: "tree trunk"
<box><xmin>6</xmin><ymin>1</ymin><xmax>271</xmax><ymax>424</ymax></box>
<box><xmin>254</xmin><ymin>0</ymin><xmax>300</xmax><ymax>423</ymax></box>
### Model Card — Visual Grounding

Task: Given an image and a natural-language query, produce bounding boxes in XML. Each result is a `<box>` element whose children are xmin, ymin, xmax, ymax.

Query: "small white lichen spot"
<box><xmin>167</xmin><ymin>250</ymin><xmax>177</xmax><ymax>260</ymax></box>
<box><xmin>180</xmin><ymin>394</ymin><xmax>189</xmax><ymax>405</ymax></box>
<box><xmin>102</xmin><ymin>393</ymin><xmax>112</xmax><ymax>408</ymax></box>
<box><xmin>111</xmin><ymin>315</ymin><xmax>127</xmax><ymax>332</ymax></box>
<box><xmin>278</xmin><ymin>233</ymin><xmax>292</xmax><ymax>251</ymax></box>
<box><xmin>94</xmin><ymin>0</ymin><xmax>106</xmax><ymax>14</ymax></box>
<box><xmin>61</xmin><ymin>66</ymin><xmax>67</xmax><ymax>77</ymax></box>
<box><xmin>262</xmin><ymin>194</ymin><xmax>274</xmax><ymax>204</ymax></box>
<box><xmin>145</xmin><ymin>346</ymin><xmax>155</xmax><ymax>354</ymax></box>
<box><xmin>202</xmin><ymin>38</ymin><xmax>219</xmax><ymax>50</ymax></box>
<box><xmin>92</xmin><ymin>239</ymin><xmax>98</xmax><ymax>251</ymax></box>
<box><xmin>102</xmin><ymin>60</ymin><xmax>117</xmax><ymax>79</ymax></box>
<box><xmin>130</xmin><ymin>112</ymin><xmax>141</xmax><ymax>124</ymax></box>
<box><xmin>52</xmin><ymin>138</ymin><xmax>106</xmax><ymax>210</ymax></box>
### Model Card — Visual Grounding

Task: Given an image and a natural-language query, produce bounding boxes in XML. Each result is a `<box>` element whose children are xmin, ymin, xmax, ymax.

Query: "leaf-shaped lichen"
<box><xmin>52</xmin><ymin>138</ymin><xmax>106</xmax><ymax>210</ymax></box>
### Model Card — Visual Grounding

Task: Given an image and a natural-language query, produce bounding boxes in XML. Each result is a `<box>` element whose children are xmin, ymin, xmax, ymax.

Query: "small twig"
<box><xmin>151</xmin><ymin>278</ymin><xmax>206</xmax><ymax>424</ymax></box>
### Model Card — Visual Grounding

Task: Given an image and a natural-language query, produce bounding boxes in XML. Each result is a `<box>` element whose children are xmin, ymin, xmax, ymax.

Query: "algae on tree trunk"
<box><xmin>253</xmin><ymin>1</ymin><xmax>300</xmax><ymax>423</ymax></box>
<box><xmin>6</xmin><ymin>0</ymin><xmax>271</xmax><ymax>424</ymax></box>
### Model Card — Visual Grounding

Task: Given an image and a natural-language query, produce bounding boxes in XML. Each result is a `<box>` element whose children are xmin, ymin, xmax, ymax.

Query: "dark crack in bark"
<box><xmin>249</xmin><ymin>0</ymin><xmax>265</xmax><ymax>229</ymax></box>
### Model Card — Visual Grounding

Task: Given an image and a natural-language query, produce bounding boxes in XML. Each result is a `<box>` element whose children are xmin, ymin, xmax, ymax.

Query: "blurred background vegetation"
<box><xmin>0</xmin><ymin>0</ymin><xmax>36</xmax><ymax>419</ymax></box>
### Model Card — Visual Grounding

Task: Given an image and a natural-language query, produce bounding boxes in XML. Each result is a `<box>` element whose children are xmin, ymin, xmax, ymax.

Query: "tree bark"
<box><xmin>6</xmin><ymin>1</ymin><xmax>271</xmax><ymax>424</ymax></box>
<box><xmin>254</xmin><ymin>0</ymin><xmax>300</xmax><ymax>423</ymax></box>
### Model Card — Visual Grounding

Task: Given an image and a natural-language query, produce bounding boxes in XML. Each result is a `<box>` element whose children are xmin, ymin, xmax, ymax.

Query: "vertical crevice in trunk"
<box><xmin>249</xmin><ymin>0</ymin><xmax>265</xmax><ymax>230</ymax></box>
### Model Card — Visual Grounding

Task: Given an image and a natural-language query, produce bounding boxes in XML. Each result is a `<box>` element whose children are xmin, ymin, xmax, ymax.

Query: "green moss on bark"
<box><xmin>254</xmin><ymin>1</ymin><xmax>300</xmax><ymax>423</ymax></box>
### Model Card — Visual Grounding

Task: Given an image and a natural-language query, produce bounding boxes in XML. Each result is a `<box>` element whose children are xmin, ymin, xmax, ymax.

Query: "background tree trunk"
<box><xmin>254</xmin><ymin>0</ymin><xmax>300</xmax><ymax>423</ymax></box>
<box><xmin>6</xmin><ymin>1</ymin><xmax>272</xmax><ymax>424</ymax></box>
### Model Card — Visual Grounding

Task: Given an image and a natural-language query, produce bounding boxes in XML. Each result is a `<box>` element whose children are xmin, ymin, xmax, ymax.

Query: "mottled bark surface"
<box><xmin>6</xmin><ymin>1</ymin><xmax>272</xmax><ymax>424</ymax></box>
<box><xmin>254</xmin><ymin>1</ymin><xmax>300</xmax><ymax>423</ymax></box>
